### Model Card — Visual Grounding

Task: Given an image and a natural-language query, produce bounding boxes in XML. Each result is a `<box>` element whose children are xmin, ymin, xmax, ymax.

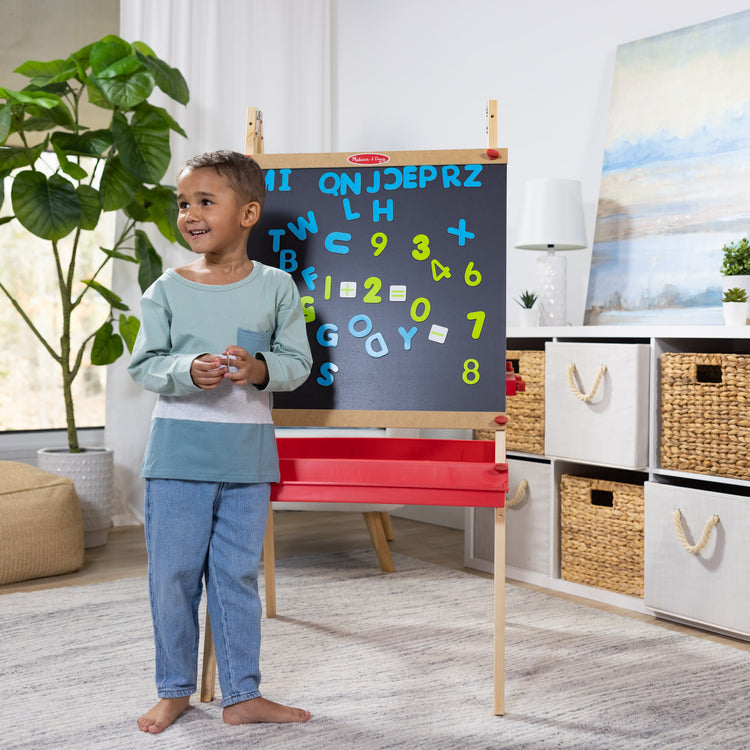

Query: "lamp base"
<box><xmin>536</xmin><ymin>251</ymin><xmax>567</xmax><ymax>326</ymax></box>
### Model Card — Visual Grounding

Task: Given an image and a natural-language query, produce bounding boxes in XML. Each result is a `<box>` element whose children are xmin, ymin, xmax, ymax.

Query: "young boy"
<box><xmin>128</xmin><ymin>150</ymin><xmax>313</xmax><ymax>733</ymax></box>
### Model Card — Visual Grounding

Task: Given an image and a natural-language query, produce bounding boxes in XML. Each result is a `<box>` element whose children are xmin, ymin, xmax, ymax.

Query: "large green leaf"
<box><xmin>0</xmin><ymin>87</ymin><xmax>61</xmax><ymax>109</ymax></box>
<box><xmin>0</xmin><ymin>142</ymin><xmax>46</xmax><ymax>171</ymax></box>
<box><xmin>94</xmin><ymin>54</ymin><xmax>143</xmax><ymax>80</ymax></box>
<box><xmin>135</xmin><ymin>51</ymin><xmax>190</xmax><ymax>105</ymax></box>
<box><xmin>90</xmin><ymin>71</ymin><xmax>154</xmax><ymax>109</ymax></box>
<box><xmin>19</xmin><ymin>99</ymin><xmax>76</xmax><ymax>131</ymax></box>
<box><xmin>112</xmin><ymin>110</ymin><xmax>170</xmax><ymax>183</ymax></box>
<box><xmin>118</xmin><ymin>313</ymin><xmax>140</xmax><ymax>353</ymax></box>
<box><xmin>122</xmin><ymin>194</ymin><xmax>150</xmax><ymax>222</ymax></box>
<box><xmin>14</xmin><ymin>58</ymin><xmax>78</xmax><ymax>86</ymax></box>
<box><xmin>142</xmin><ymin>184</ymin><xmax>185</xmax><ymax>245</ymax></box>
<box><xmin>133</xmin><ymin>102</ymin><xmax>187</xmax><ymax>138</ymax></box>
<box><xmin>52</xmin><ymin>130</ymin><xmax>113</xmax><ymax>157</ymax></box>
<box><xmin>89</xmin><ymin>36</ymin><xmax>133</xmax><ymax>75</ymax></box>
<box><xmin>52</xmin><ymin>140</ymin><xmax>88</xmax><ymax>181</ymax></box>
<box><xmin>135</xmin><ymin>229</ymin><xmax>163</xmax><ymax>291</ymax></box>
<box><xmin>99</xmin><ymin>155</ymin><xmax>140</xmax><ymax>210</ymax></box>
<box><xmin>91</xmin><ymin>320</ymin><xmax>124</xmax><ymax>365</ymax></box>
<box><xmin>76</xmin><ymin>184</ymin><xmax>102</xmax><ymax>230</ymax></box>
<box><xmin>11</xmin><ymin>171</ymin><xmax>81</xmax><ymax>240</ymax></box>
<box><xmin>0</xmin><ymin>103</ymin><xmax>12</xmax><ymax>143</ymax></box>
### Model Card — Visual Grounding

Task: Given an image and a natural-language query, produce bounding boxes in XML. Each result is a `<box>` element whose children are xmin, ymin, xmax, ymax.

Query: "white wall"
<box><xmin>111</xmin><ymin>0</ymin><xmax>750</xmax><ymax>524</ymax></box>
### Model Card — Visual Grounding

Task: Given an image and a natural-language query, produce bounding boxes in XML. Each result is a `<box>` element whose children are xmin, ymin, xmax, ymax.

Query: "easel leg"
<box><xmin>493</xmin><ymin>423</ymin><xmax>506</xmax><ymax>715</ymax></box>
<box><xmin>200</xmin><ymin>611</ymin><xmax>217</xmax><ymax>702</ymax></box>
<box><xmin>263</xmin><ymin>505</ymin><xmax>277</xmax><ymax>618</ymax></box>
<box><xmin>493</xmin><ymin>506</ymin><xmax>506</xmax><ymax>715</ymax></box>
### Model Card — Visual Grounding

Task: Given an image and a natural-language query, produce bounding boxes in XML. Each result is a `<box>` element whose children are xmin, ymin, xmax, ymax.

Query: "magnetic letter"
<box><xmin>365</xmin><ymin>332</ymin><xmax>389</xmax><ymax>358</ymax></box>
<box><xmin>317</xmin><ymin>362</ymin><xmax>339</xmax><ymax>386</ymax></box>
<box><xmin>317</xmin><ymin>323</ymin><xmax>339</xmax><ymax>347</ymax></box>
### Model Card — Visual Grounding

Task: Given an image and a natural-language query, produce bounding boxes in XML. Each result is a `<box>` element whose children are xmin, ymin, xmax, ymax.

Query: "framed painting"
<box><xmin>585</xmin><ymin>10</ymin><xmax>750</xmax><ymax>325</ymax></box>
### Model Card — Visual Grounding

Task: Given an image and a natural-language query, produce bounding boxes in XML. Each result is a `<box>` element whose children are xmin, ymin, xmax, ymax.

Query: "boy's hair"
<box><xmin>180</xmin><ymin>150</ymin><xmax>266</xmax><ymax>215</ymax></box>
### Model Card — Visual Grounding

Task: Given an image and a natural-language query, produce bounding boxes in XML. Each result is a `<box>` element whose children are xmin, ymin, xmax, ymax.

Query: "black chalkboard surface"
<box><xmin>249</xmin><ymin>149</ymin><xmax>507</xmax><ymax>429</ymax></box>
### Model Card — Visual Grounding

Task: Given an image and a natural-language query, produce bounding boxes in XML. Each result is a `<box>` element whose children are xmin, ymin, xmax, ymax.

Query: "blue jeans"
<box><xmin>144</xmin><ymin>479</ymin><xmax>270</xmax><ymax>708</ymax></box>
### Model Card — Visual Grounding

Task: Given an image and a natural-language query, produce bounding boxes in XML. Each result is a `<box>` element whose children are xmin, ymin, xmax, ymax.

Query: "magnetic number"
<box><xmin>466</xmin><ymin>311</ymin><xmax>485</xmax><ymax>339</ymax></box>
<box><xmin>363</xmin><ymin>276</ymin><xmax>382</xmax><ymax>303</ymax></box>
<box><xmin>412</xmin><ymin>233</ymin><xmax>430</xmax><ymax>260</ymax></box>
<box><xmin>410</xmin><ymin>297</ymin><xmax>431</xmax><ymax>322</ymax></box>
<box><xmin>462</xmin><ymin>359</ymin><xmax>480</xmax><ymax>385</ymax></box>
<box><xmin>464</xmin><ymin>261</ymin><xmax>482</xmax><ymax>286</ymax></box>
<box><xmin>371</xmin><ymin>232</ymin><xmax>388</xmax><ymax>256</ymax></box>
<box><xmin>431</xmin><ymin>258</ymin><xmax>451</xmax><ymax>281</ymax></box>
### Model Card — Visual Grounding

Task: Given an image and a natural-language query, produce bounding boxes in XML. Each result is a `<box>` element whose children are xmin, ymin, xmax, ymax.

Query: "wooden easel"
<box><xmin>200</xmin><ymin>102</ymin><xmax>507</xmax><ymax>715</ymax></box>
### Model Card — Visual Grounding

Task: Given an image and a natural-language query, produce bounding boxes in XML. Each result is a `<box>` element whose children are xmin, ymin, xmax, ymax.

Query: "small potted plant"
<box><xmin>722</xmin><ymin>286</ymin><xmax>748</xmax><ymax>326</ymax></box>
<box><xmin>720</xmin><ymin>237</ymin><xmax>750</xmax><ymax>304</ymax></box>
<box><xmin>515</xmin><ymin>290</ymin><xmax>539</xmax><ymax>327</ymax></box>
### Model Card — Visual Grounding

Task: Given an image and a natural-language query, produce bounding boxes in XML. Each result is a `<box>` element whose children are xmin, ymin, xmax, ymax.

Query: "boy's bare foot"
<box><xmin>137</xmin><ymin>696</ymin><xmax>191</xmax><ymax>733</ymax></box>
<box><xmin>223</xmin><ymin>696</ymin><xmax>311</xmax><ymax>725</ymax></box>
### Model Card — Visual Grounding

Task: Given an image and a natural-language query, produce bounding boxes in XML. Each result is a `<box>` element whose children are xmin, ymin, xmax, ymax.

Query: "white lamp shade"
<box><xmin>515</xmin><ymin>178</ymin><xmax>587</xmax><ymax>250</ymax></box>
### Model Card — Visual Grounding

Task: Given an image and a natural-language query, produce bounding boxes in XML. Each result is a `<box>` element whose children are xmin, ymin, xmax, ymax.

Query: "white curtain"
<box><xmin>108</xmin><ymin>0</ymin><xmax>332</xmax><ymax>522</ymax></box>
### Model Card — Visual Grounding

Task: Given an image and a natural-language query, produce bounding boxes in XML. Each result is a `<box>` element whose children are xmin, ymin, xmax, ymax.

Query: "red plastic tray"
<box><xmin>272</xmin><ymin>437</ymin><xmax>507</xmax><ymax>508</ymax></box>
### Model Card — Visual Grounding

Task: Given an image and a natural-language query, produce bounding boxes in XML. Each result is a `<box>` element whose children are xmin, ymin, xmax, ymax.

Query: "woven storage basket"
<box><xmin>560</xmin><ymin>474</ymin><xmax>644</xmax><ymax>597</ymax></box>
<box><xmin>475</xmin><ymin>350</ymin><xmax>545</xmax><ymax>453</ymax></box>
<box><xmin>660</xmin><ymin>352</ymin><xmax>750</xmax><ymax>481</ymax></box>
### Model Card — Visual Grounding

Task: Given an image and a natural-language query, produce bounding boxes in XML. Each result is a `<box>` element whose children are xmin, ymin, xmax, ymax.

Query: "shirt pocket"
<box><xmin>237</xmin><ymin>327</ymin><xmax>272</xmax><ymax>356</ymax></box>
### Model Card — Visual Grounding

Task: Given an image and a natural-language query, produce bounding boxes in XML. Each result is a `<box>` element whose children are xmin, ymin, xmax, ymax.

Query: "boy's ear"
<box><xmin>241</xmin><ymin>201</ymin><xmax>261</xmax><ymax>229</ymax></box>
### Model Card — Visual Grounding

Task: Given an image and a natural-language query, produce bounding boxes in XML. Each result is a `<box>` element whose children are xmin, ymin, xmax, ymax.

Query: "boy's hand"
<box><xmin>223</xmin><ymin>346</ymin><xmax>269</xmax><ymax>388</ymax></box>
<box><xmin>191</xmin><ymin>353</ymin><xmax>227</xmax><ymax>390</ymax></box>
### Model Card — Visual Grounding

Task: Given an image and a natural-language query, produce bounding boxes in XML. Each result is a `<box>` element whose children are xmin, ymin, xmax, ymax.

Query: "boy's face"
<box><xmin>176</xmin><ymin>167</ymin><xmax>260</xmax><ymax>257</ymax></box>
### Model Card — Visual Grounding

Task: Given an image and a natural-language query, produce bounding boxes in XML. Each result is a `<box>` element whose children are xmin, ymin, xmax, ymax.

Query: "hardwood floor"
<box><xmin>0</xmin><ymin>512</ymin><xmax>471</xmax><ymax>595</ymax></box>
<box><xmin>2</xmin><ymin>511</ymin><xmax>748</xmax><ymax>654</ymax></box>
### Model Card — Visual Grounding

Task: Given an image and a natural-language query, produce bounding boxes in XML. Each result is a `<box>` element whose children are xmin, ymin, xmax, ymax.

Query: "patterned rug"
<box><xmin>1</xmin><ymin>551</ymin><xmax>748</xmax><ymax>749</ymax></box>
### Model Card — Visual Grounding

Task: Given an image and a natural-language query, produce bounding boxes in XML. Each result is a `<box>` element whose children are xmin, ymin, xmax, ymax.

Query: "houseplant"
<box><xmin>0</xmin><ymin>35</ymin><xmax>189</xmax><ymax>543</ymax></box>
<box><xmin>722</xmin><ymin>286</ymin><xmax>748</xmax><ymax>326</ymax></box>
<box><xmin>720</xmin><ymin>237</ymin><xmax>750</xmax><ymax>309</ymax></box>
<box><xmin>515</xmin><ymin>289</ymin><xmax>539</xmax><ymax>327</ymax></box>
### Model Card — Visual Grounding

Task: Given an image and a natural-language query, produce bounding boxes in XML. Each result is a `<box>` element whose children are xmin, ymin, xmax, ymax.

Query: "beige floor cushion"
<box><xmin>0</xmin><ymin>461</ymin><xmax>84</xmax><ymax>585</ymax></box>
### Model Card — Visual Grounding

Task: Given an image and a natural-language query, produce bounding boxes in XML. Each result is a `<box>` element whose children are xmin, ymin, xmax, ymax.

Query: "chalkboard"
<box><xmin>249</xmin><ymin>149</ymin><xmax>507</xmax><ymax>429</ymax></box>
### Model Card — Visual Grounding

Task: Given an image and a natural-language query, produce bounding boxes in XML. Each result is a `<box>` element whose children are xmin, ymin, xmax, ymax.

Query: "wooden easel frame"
<box><xmin>201</xmin><ymin>102</ymin><xmax>507</xmax><ymax>715</ymax></box>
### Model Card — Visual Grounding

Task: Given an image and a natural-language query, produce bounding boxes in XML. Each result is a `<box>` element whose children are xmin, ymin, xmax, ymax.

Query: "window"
<box><xmin>0</xmin><ymin>164</ymin><xmax>115</xmax><ymax>431</ymax></box>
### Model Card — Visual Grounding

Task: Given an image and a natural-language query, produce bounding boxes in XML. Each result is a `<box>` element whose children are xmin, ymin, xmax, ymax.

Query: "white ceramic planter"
<box><xmin>518</xmin><ymin>307</ymin><xmax>539</xmax><ymax>327</ymax></box>
<box><xmin>722</xmin><ymin>275</ymin><xmax>750</xmax><ymax>324</ymax></box>
<box><xmin>37</xmin><ymin>447</ymin><xmax>113</xmax><ymax>548</ymax></box>
<box><xmin>722</xmin><ymin>301</ymin><xmax>748</xmax><ymax>326</ymax></box>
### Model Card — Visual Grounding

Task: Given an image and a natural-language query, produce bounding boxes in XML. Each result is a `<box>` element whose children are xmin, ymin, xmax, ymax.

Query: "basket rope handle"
<box><xmin>506</xmin><ymin>479</ymin><xmax>528</xmax><ymax>508</ymax></box>
<box><xmin>672</xmin><ymin>508</ymin><xmax>720</xmax><ymax>554</ymax></box>
<box><xmin>567</xmin><ymin>362</ymin><xmax>607</xmax><ymax>402</ymax></box>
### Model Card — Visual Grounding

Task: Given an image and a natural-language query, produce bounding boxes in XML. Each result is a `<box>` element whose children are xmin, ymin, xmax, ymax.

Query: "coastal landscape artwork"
<box><xmin>585</xmin><ymin>10</ymin><xmax>750</xmax><ymax>325</ymax></box>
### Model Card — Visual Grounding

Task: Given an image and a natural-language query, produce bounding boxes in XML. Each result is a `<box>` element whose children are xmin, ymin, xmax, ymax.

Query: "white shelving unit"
<box><xmin>466</xmin><ymin>325</ymin><xmax>750</xmax><ymax>633</ymax></box>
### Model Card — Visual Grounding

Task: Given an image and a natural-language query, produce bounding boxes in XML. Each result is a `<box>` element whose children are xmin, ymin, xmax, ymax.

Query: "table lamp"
<box><xmin>515</xmin><ymin>178</ymin><xmax>587</xmax><ymax>326</ymax></box>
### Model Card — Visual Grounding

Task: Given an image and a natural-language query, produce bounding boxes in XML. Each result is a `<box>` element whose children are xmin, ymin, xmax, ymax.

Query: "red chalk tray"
<box><xmin>272</xmin><ymin>437</ymin><xmax>507</xmax><ymax>508</ymax></box>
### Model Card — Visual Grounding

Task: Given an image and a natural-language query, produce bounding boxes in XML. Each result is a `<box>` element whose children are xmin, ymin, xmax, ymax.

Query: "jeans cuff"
<box><xmin>221</xmin><ymin>690</ymin><xmax>262</xmax><ymax>708</ymax></box>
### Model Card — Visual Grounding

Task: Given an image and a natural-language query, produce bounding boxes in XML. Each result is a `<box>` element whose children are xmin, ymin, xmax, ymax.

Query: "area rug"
<box><xmin>1</xmin><ymin>551</ymin><xmax>748</xmax><ymax>749</ymax></box>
